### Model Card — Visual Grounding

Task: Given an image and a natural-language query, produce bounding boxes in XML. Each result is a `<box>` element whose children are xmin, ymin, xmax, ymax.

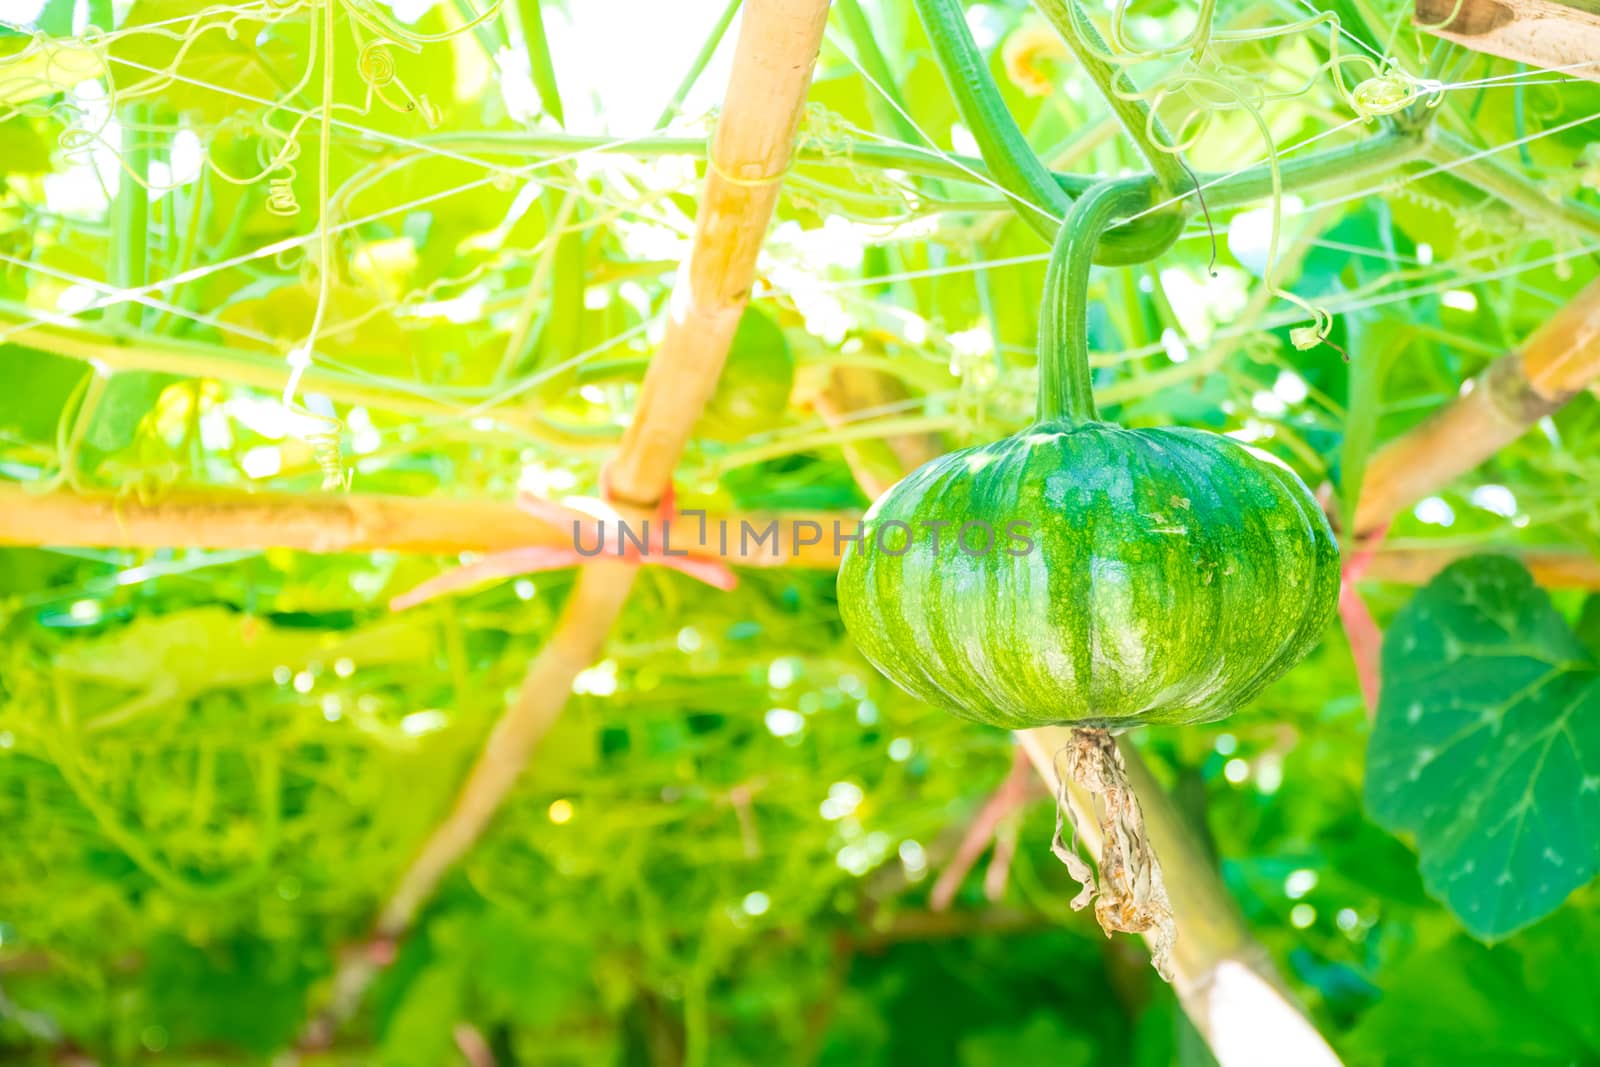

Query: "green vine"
<box><xmin>1037</xmin><ymin>177</ymin><xmax>1166</xmax><ymax>424</ymax></box>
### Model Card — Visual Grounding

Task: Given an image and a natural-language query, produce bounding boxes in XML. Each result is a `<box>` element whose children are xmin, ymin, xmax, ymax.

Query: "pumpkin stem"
<box><xmin>1050</xmin><ymin>727</ymin><xmax>1177</xmax><ymax>981</ymax></box>
<box><xmin>1037</xmin><ymin>178</ymin><xmax>1168</xmax><ymax>425</ymax></box>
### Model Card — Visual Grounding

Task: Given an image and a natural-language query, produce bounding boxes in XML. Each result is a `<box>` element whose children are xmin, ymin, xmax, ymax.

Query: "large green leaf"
<box><xmin>108</xmin><ymin>1</ymin><xmax>301</xmax><ymax>122</ymax></box>
<box><xmin>0</xmin><ymin>344</ymin><xmax>89</xmax><ymax>440</ymax></box>
<box><xmin>82</xmin><ymin>369</ymin><xmax>177</xmax><ymax>456</ymax></box>
<box><xmin>1365</xmin><ymin>556</ymin><xmax>1600</xmax><ymax>940</ymax></box>
<box><xmin>1344</xmin><ymin>909</ymin><xmax>1600</xmax><ymax>1065</ymax></box>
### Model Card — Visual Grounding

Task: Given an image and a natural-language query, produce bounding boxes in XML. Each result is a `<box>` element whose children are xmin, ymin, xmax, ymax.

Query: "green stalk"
<box><xmin>910</xmin><ymin>0</ymin><xmax>1072</xmax><ymax>238</ymax></box>
<box><xmin>1425</xmin><ymin>131</ymin><xmax>1600</xmax><ymax>243</ymax></box>
<box><xmin>511</xmin><ymin>0</ymin><xmax>566</xmax><ymax>126</ymax></box>
<box><xmin>453</xmin><ymin>0</ymin><xmax>508</xmax><ymax>64</ymax></box>
<box><xmin>908</xmin><ymin>0</ymin><xmax>1186</xmax><ymax>258</ymax></box>
<box><xmin>836</xmin><ymin>0</ymin><xmax>923</xmax><ymax>148</ymax></box>
<box><xmin>1206</xmin><ymin>128</ymin><xmax>1423</xmax><ymax>208</ymax></box>
<box><xmin>1030</xmin><ymin>0</ymin><xmax>1189</xmax><ymax>194</ymax></box>
<box><xmin>403</xmin><ymin>127</ymin><xmax>1424</xmax><ymax>214</ymax></box>
<box><xmin>109</xmin><ymin>102</ymin><xmax>151</xmax><ymax>331</ymax></box>
<box><xmin>654</xmin><ymin>0</ymin><xmax>742</xmax><ymax>128</ymax></box>
<box><xmin>151</xmin><ymin>167</ymin><xmax>208</xmax><ymax>335</ymax></box>
<box><xmin>1037</xmin><ymin>178</ymin><xmax>1158</xmax><ymax>424</ymax></box>
<box><xmin>1399</xmin><ymin>38</ymin><xmax>1457</xmax><ymax>130</ymax></box>
<box><xmin>0</xmin><ymin>308</ymin><xmax>619</xmax><ymax>447</ymax></box>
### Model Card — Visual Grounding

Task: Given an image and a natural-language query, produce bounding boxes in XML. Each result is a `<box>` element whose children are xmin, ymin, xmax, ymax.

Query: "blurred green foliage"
<box><xmin>2</xmin><ymin>0</ymin><xmax>1599</xmax><ymax>1062</ymax></box>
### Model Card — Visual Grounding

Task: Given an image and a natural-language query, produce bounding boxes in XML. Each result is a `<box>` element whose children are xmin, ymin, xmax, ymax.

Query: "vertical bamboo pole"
<box><xmin>308</xmin><ymin>0</ymin><xmax>833</xmax><ymax>1035</ymax></box>
<box><xmin>1353</xmin><ymin>276</ymin><xmax>1600</xmax><ymax>537</ymax></box>
<box><xmin>608</xmin><ymin>0</ymin><xmax>831</xmax><ymax>506</ymax></box>
<box><xmin>1017</xmin><ymin>730</ymin><xmax>1343</xmax><ymax>1066</ymax></box>
<box><xmin>375</xmin><ymin>0</ymin><xmax>831</xmax><ymax>940</ymax></box>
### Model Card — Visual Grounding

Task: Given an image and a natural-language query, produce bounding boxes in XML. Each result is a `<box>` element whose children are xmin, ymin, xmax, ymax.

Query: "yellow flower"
<box><xmin>1002</xmin><ymin>26</ymin><xmax>1068</xmax><ymax>98</ymax></box>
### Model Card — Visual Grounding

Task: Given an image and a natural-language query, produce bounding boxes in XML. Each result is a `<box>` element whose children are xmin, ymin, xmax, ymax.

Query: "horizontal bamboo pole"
<box><xmin>6</xmin><ymin>486</ymin><xmax>1597</xmax><ymax>590</ymax></box>
<box><xmin>0</xmin><ymin>485</ymin><xmax>844</xmax><ymax>567</ymax></box>
<box><xmin>1362</xmin><ymin>544</ymin><xmax>1600</xmax><ymax>588</ymax></box>
<box><xmin>1354</xmin><ymin>276</ymin><xmax>1600</xmax><ymax>537</ymax></box>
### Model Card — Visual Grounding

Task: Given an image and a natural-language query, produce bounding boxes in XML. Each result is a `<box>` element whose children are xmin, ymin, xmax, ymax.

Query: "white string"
<box><xmin>1295</xmin><ymin>103</ymin><xmax>1600</xmax><ymax>217</ymax></box>
<box><xmin>1290</xmin><ymin>0</ymin><xmax>1388</xmax><ymax>63</ymax></box>
<box><xmin>0</xmin><ymin>2</ymin><xmax>281</xmax><ymax>45</ymax></box>
<box><xmin>1438</xmin><ymin>56</ymin><xmax>1600</xmax><ymax>92</ymax></box>
<box><xmin>823</xmin><ymin>28</ymin><xmax>1066</xmax><ymax>225</ymax></box>
<box><xmin>0</xmin><ymin>128</ymin><xmax>680</xmax><ymax>346</ymax></box>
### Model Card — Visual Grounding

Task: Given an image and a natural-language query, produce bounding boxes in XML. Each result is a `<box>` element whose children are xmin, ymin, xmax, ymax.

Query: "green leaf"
<box><xmin>378</xmin><ymin>961</ymin><xmax>468</xmax><ymax>1067</ymax></box>
<box><xmin>141</xmin><ymin>934</ymin><xmax>321</xmax><ymax>1053</ymax></box>
<box><xmin>1365</xmin><ymin>555</ymin><xmax>1600</xmax><ymax>940</ymax></box>
<box><xmin>0</xmin><ymin>344</ymin><xmax>90</xmax><ymax>441</ymax></box>
<box><xmin>0</xmin><ymin>116</ymin><xmax>55</xmax><ymax>176</ymax></box>
<box><xmin>1576</xmin><ymin>594</ymin><xmax>1600</xmax><ymax>660</ymax></box>
<box><xmin>1338</xmin><ymin>313</ymin><xmax>1395</xmax><ymax>536</ymax></box>
<box><xmin>1344</xmin><ymin>909</ymin><xmax>1600</xmax><ymax>1065</ymax></box>
<box><xmin>696</xmin><ymin>305</ymin><xmax>795</xmax><ymax>441</ymax></box>
<box><xmin>108</xmin><ymin>2</ymin><xmax>301</xmax><ymax>122</ymax></box>
<box><xmin>33</xmin><ymin>0</ymin><xmax>76</xmax><ymax>36</ymax></box>
<box><xmin>512</xmin><ymin>0</ymin><xmax>565</xmax><ymax>125</ymax></box>
<box><xmin>958</xmin><ymin>1014</ymin><xmax>1095</xmax><ymax>1067</ymax></box>
<box><xmin>83</xmin><ymin>370</ymin><xmax>177</xmax><ymax>455</ymax></box>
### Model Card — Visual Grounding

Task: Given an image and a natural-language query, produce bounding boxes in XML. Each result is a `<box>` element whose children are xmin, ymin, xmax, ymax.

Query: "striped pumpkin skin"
<box><xmin>836</xmin><ymin>420</ymin><xmax>1341</xmax><ymax>730</ymax></box>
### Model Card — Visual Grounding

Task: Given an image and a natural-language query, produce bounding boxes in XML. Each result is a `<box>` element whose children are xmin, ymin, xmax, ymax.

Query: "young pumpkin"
<box><xmin>837</xmin><ymin>180</ymin><xmax>1340</xmax><ymax>733</ymax></box>
<box><xmin>577</xmin><ymin>307</ymin><xmax>794</xmax><ymax>442</ymax></box>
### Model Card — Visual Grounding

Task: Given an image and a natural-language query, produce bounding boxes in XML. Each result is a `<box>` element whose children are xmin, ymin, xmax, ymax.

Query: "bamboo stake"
<box><xmin>302</xmin><ymin>0</ymin><xmax>834</xmax><ymax>1037</ymax></box>
<box><xmin>1018</xmin><ymin>731</ymin><xmax>1343</xmax><ymax>1067</ymax></box>
<box><xmin>0</xmin><ymin>485</ymin><xmax>843</xmax><ymax>567</ymax></box>
<box><xmin>8</xmin><ymin>484</ymin><xmax>1598</xmax><ymax>589</ymax></box>
<box><xmin>1363</xmin><ymin>544</ymin><xmax>1600</xmax><ymax>588</ymax></box>
<box><xmin>1353</xmin><ymin>276</ymin><xmax>1600</xmax><ymax>537</ymax></box>
<box><xmin>607</xmin><ymin>0</ymin><xmax>830</xmax><ymax>507</ymax></box>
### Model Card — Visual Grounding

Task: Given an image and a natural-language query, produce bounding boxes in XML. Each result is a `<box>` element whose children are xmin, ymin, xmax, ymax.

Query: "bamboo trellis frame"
<box><xmin>2</xmin><ymin>2</ymin><xmax>1600</xmax><ymax>1060</ymax></box>
<box><xmin>306</xmin><ymin>0</ymin><xmax>837</xmax><ymax>1039</ymax></box>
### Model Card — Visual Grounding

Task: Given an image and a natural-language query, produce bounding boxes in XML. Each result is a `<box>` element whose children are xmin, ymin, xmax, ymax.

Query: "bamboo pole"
<box><xmin>0</xmin><ymin>484</ymin><xmax>844</xmax><ymax>567</ymax></box>
<box><xmin>7</xmin><ymin>485</ymin><xmax>1598</xmax><ymax>590</ymax></box>
<box><xmin>607</xmin><ymin>1</ymin><xmax>830</xmax><ymax>507</ymax></box>
<box><xmin>301</xmin><ymin>0</ymin><xmax>835</xmax><ymax>1036</ymax></box>
<box><xmin>1353</xmin><ymin>276</ymin><xmax>1600</xmax><ymax>537</ymax></box>
<box><xmin>1018</xmin><ymin>731</ymin><xmax>1342</xmax><ymax>1067</ymax></box>
<box><xmin>1363</xmin><ymin>544</ymin><xmax>1600</xmax><ymax>588</ymax></box>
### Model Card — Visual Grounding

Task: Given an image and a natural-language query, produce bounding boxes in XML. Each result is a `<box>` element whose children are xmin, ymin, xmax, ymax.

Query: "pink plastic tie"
<box><xmin>390</xmin><ymin>473</ymin><xmax>737</xmax><ymax>611</ymax></box>
<box><xmin>1338</xmin><ymin>522</ymin><xmax>1389</xmax><ymax>716</ymax></box>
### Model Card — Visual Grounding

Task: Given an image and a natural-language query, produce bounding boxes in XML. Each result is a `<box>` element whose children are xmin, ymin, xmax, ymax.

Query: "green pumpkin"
<box><xmin>836</xmin><ymin>179</ymin><xmax>1340</xmax><ymax>731</ymax></box>
<box><xmin>837</xmin><ymin>420</ymin><xmax>1340</xmax><ymax>729</ymax></box>
<box><xmin>696</xmin><ymin>307</ymin><xmax>795</xmax><ymax>442</ymax></box>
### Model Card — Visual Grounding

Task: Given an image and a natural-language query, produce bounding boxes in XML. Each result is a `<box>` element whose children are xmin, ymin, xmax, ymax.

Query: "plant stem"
<box><xmin>655</xmin><ymin>0</ymin><xmax>743</xmax><ymax>128</ymax></box>
<box><xmin>911</xmin><ymin>0</ymin><xmax>1072</xmax><ymax>238</ymax></box>
<box><xmin>1424</xmin><ymin>131</ymin><xmax>1600</xmax><ymax>243</ymax></box>
<box><xmin>0</xmin><ymin>310</ymin><xmax>619</xmax><ymax>446</ymax></box>
<box><xmin>1206</xmin><ymin>128</ymin><xmax>1422</xmax><ymax>208</ymax></box>
<box><xmin>836</xmin><ymin>0</ymin><xmax>923</xmax><ymax>149</ymax></box>
<box><xmin>413</xmin><ymin>127</ymin><xmax>1437</xmax><ymax>230</ymax></box>
<box><xmin>109</xmin><ymin>102</ymin><xmax>151</xmax><ymax>331</ymax></box>
<box><xmin>510</xmin><ymin>0</ymin><xmax>566</xmax><ymax>126</ymax></box>
<box><xmin>1037</xmin><ymin>178</ymin><xmax>1162</xmax><ymax>424</ymax></box>
<box><xmin>1030</xmin><ymin>0</ymin><xmax>1189</xmax><ymax>194</ymax></box>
